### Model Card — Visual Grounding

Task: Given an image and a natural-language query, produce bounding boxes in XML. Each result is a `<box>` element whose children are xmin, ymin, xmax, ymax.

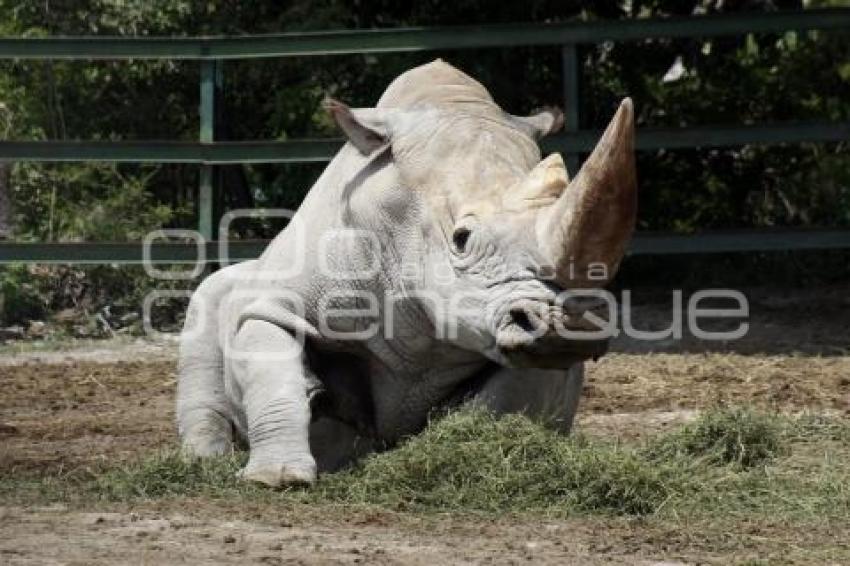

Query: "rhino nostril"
<box><xmin>509</xmin><ymin>309</ymin><xmax>536</xmax><ymax>333</ymax></box>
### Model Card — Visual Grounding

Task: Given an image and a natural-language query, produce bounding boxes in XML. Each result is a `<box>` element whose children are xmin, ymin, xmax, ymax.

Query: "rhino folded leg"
<box><xmin>232</xmin><ymin>319</ymin><xmax>317</xmax><ymax>487</ymax></box>
<box><xmin>177</xmin><ymin>281</ymin><xmax>234</xmax><ymax>459</ymax></box>
<box><xmin>470</xmin><ymin>364</ymin><xmax>584</xmax><ymax>433</ymax></box>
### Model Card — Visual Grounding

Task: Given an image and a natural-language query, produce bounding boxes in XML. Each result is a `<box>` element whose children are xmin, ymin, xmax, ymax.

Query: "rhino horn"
<box><xmin>540</xmin><ymin>98</ymin><xmax>637</xmax><ymax>287</ymax></box>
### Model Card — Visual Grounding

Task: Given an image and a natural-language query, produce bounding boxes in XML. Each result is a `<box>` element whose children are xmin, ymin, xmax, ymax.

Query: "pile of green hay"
<box><xmin>320</xmin><ymin>410</ymin><xmax>675</xmax><ymax>515</ymax></box>
<box><xmin>95</xmin><ymin>406</ymin><xmax>790</xmax><ymax>516</ymax></box>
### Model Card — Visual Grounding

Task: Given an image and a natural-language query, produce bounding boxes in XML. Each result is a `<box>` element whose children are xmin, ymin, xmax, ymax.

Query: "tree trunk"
<box><xmin>0</xmin><ymin>160</ymin><xmax>11</xmax><ymax>239</ymax></box>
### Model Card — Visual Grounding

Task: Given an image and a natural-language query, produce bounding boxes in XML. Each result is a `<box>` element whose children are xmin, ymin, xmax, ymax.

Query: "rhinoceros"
<box><xmin>176</xmin><ymin>60</ymin><xmax>637</xmax><ymax>486</ymax></box>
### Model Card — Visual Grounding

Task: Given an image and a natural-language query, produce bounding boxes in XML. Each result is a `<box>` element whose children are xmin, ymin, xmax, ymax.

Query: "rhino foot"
<box><xmin>238</xmin><ymin>460</ymin><xmax>317</xmax><ymax>488</ymax></box>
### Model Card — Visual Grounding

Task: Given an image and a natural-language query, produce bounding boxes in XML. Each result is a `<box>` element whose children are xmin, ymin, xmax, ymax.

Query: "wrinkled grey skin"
<box><xmin>177</xmin><ymin>60</ymin><xmax>636</xmax><ymax>486</ymax></box>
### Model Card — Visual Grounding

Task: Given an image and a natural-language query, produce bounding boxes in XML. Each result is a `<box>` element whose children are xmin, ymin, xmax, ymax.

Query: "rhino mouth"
<box><xmin>494</xmin><ymin>297</ymin><xmax>611</xmax><ymax>369</ymax></box>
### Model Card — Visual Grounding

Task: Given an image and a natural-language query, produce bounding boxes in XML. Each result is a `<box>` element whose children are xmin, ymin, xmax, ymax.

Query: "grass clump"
<box><xmin>96</xmin><ymin>409</ymin><xmax>677</xmax><ymax>515</ymax></box>
<box><xmin>786</xmin><ymin>413</ymin><xmax>850</xmax><ymax>442</ymax></box>
<box><xmin>646</xmin><ymin>407</ymin><xmax>786</xmax><ymax>468</ymax></box>
<box><xmin>319</xmin><ymin>409</ymin><xmax>677</xmax><ymax>515</ymax></box>
<box><xmin>87</xmin><ymin>407</ymin><xmax>800</xmax><ymax>516</ymax></box>
<box><xmin>96</xmin><ymin>450</ymin><xmax>248</xmax><ymax>500</ymax></box>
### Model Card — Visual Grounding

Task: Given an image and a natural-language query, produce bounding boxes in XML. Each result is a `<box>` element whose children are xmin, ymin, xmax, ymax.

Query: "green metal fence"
<box><xmin>0</xmin><ymin>8</ymin><xmax>849</xmax><ymax>264</ymax></box>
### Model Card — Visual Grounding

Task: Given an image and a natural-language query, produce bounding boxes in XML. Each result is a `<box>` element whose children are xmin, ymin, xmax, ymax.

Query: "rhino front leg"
<box><xmin>471</xmin><ymin>364</ymin><xmax>584</xmax><ymax>433</ymax></box>
<box><xmin>231</xmin><ymin>319</ymin><xmax>317</xmax><ymax>487</ymax></box>
<box><xmin>177</xmin><ymin>274</ymin><xmax>234</xmax><ymax>459</ymax></box>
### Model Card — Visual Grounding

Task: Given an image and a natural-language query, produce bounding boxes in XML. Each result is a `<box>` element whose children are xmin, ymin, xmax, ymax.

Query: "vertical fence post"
<box><xmin>561</xmin><ymin>43</ymin><xmax>580</xmax><ymax>176</ymax></box>
<box><xmin>198</xmin><ymin>59</ymin><xmax>219</xmax><ymax>243</ymax></box>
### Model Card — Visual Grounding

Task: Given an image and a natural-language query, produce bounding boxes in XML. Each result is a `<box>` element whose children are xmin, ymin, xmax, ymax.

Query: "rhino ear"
<box><xmin>324</xmin><ymin>97</ymin><xmax>390</xmax><ymax>155</ymax></box>
<box><xmin>510</xmin><ymin>107</ymin><xmax>564</xmax><ymax>140</ymax></box>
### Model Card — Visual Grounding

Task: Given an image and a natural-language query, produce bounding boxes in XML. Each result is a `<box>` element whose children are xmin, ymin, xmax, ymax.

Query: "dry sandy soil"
<box><xmin>1</xmin><ymin>287</ymin><xmax>849</xmax><ymax>564</ymax></box>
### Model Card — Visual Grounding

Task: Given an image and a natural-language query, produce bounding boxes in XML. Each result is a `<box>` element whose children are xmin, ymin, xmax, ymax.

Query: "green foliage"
<box><xmin>0</xmin><ymin>263</ymin><xmax>195</xmax><ymax>330</ymax></box>
<box><xmin>12</xmin><ymin>162</ymin><xmax>176</xmax><ymax>242</ymax></box>
<box><xmin>0</xmin><ymin>0</ymin><xmax>847</xmax><ymax>245</ymax></box>
<box><xmin>0</xmin><ymin>1</ymin><xmax>845</xmax><ymax>314</ymax></box>
<box><xmin>0</xmin><ymin>264</ymin><xmax>46</xmax><ymax>324</ymax></box>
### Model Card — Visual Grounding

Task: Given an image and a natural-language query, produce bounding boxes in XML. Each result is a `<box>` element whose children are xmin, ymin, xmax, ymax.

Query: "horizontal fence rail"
<box><xmin>0</xmin><ymin>121</ymin><xmax>847</xmax><ymax>163</ymax></box>
<box><xmin>2</xmin><ymin>230</ymin><xmax>849</xmax><ymax>264</ymax></box>
<box><xmin>0</xmin><ymin>9</ymin><xmax>848</xmax><ymax>60</ymax></box>
<box><xmin>0</xmin><ymin>8</ymin><xmax>848</xmax><ymax>264</ymax></box>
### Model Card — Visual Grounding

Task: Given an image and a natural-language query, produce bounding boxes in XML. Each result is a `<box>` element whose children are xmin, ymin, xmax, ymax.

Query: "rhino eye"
<box><xmin>452</xmin><ymin>227</ymin><xmax>472</xmax><ymax>253</ymax></box>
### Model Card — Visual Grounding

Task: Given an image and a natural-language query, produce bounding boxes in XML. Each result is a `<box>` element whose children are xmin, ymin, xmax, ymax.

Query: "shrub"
<box><xmin>0</xmin><ymin>265</ymin><xmax>47</xmax><ymax>325</ymax></box>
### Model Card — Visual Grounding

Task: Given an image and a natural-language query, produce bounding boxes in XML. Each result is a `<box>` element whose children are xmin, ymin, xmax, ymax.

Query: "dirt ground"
<box><xmin>1</xmin><ymin>287</ymin><xmax>849</xmax><ymax>564</ymax></box>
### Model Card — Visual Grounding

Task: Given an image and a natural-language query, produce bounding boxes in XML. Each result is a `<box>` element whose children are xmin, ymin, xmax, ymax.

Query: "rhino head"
<box><xmin>325</xmin><ymin>61</ymin><xmax>636</xmax><ymax>370</ymax></box>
